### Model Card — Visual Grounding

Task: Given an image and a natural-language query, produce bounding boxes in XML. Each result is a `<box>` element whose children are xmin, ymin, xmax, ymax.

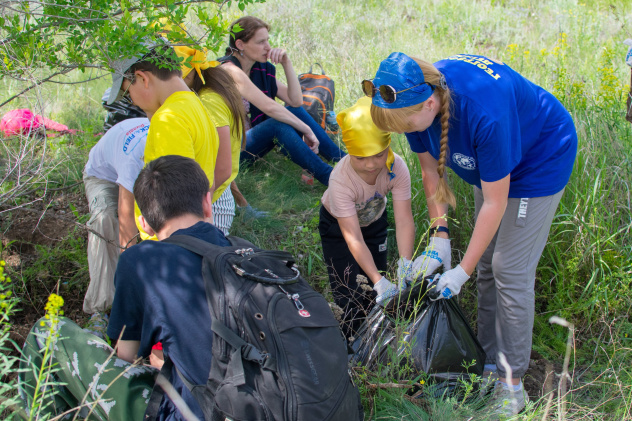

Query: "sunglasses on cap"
<box><xmin>361</xmin><ymin>79</ymin><xmax>436</xmax><ymax>104</ymax></box>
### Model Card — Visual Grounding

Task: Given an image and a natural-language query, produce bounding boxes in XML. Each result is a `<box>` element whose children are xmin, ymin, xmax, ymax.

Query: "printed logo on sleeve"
<box><xmin>452</xmin><ymin>153</ymin><xmax>477</xmax><ymax>170</ymax></box>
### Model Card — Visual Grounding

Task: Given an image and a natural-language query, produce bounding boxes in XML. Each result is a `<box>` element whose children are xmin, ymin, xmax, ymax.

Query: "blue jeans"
<box><xmin>240</xmin><ymin>107</ymin><xmax>346</xmax><ymax>186</ymax></box>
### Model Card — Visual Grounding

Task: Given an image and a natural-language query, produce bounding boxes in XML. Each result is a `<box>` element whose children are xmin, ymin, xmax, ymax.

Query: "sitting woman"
<box><xmin>219</xmin><ymin>16</ymin><xmax>346</xmax><ymax>186</ymax></box>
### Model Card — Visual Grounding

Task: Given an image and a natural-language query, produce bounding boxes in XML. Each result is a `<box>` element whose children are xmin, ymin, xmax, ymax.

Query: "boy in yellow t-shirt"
<box><xmin>107</xmin><ymin>40</ymin><xmax>223</xmax><ymax>239</ymax></box>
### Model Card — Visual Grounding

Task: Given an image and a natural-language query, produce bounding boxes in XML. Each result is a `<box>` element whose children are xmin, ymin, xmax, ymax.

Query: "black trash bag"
<box><xmin>350</xmin><ymin>278</ymin><xmax>486</xmax><ymax>395</ymax></box>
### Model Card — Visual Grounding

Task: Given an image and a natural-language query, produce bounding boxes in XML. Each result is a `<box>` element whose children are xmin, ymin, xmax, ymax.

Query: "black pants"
<box><xmin>319</xmin><ymin>205</ymin><xmax>388</xmax><ymax>339</ymax></box>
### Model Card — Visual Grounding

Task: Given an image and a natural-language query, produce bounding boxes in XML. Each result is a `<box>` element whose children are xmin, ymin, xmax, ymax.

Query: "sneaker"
<box><xmin>488</xmin><ymin>381</ymin><xmax>530</xmax><ymax>417</ymax></box>
<box><xmin>84</xmin><ymin>312</ymin><xmax>109</xmax><ymax>339</ymax></box>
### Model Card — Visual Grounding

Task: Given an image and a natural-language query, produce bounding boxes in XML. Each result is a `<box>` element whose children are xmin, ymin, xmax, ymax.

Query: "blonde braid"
<box><xmin>369</xmin><ymin>56</ymin><xmax>456</xmax><ymax>207</ymax></box>
<box><xmin>432</xmin><ymin>88</ymin><xmax>456</xmax><ymax>208</ymax></box>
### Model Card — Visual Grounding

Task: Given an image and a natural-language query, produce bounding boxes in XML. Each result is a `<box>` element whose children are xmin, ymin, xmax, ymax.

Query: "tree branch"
<box><xmin>0</xmin><ymin>0</ymin><xmax>222</xmax><ymax>45</ymax></box>
<box><xmin>0</xmin><ymin>66</ymin><xmax>76</xmax><ymax>108</ymax></box>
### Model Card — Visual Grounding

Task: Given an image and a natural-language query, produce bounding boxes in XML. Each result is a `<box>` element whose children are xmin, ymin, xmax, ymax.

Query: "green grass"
<box><xmin>1</xmin><ymin>0</ymin><xmax>632</xmax><ymax>419</ymax></box>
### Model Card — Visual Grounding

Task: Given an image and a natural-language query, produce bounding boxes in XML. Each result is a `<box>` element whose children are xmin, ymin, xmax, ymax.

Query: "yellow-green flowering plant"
<box><xmin>27</xmin><ymin>292</ymin><xmax>65</xmax><ymax>421</ymax></box>
<box><xmin>0</xmin><ymin>252</ymin><xmax>28</xmax><ymax>419</ymax></box>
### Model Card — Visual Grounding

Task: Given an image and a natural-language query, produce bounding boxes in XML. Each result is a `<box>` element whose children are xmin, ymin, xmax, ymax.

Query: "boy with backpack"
<box><xmin>319</xmin><ymin>97</ymin><xmax>415</xmax><ymax>340</ymax></box>
<box><xmin>107</xmin><ymin>155</ymin><xmax>229</xmax><ymax>419</ymax></box>
<box><xmin>19</xmin><ymin>156</ymin><xmax>225</xmax><ymax>420</ymax></box>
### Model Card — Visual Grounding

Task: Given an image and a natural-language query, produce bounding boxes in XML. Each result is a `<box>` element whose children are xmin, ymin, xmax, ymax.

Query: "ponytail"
<box><xmin>190</xmin><ymin>66</ymin><xmax>246</xmax><ymax>146</ymax></box>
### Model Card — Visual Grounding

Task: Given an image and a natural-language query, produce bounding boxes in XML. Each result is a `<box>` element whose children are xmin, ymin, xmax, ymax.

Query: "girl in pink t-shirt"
<box><xmin>319</xmin><ymin>97</ymin><xmax>415</xmax><ymax>339</ymax></box>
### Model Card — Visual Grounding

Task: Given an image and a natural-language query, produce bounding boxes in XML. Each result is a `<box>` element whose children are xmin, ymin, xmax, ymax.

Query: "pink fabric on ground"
<box><xmin>1</xmin><ymin>108</ymin><xmax>71</xmax><ymax>137</ymax></box>
<box><xmin>40</xmin><ymin>116</ymin><xmax>69</xmax><ymax>132</ymax></box>
<box><xmin>0</xmin><ymin>109</ymin><xmax>41</xmax><ymax>136</ymax></box>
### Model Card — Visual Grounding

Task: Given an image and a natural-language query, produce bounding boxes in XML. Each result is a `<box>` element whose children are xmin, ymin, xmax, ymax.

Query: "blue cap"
<box><xmin>372</xmin><ymin>52</ymin><xmax>434</xmax><ymax>109</ymax></box>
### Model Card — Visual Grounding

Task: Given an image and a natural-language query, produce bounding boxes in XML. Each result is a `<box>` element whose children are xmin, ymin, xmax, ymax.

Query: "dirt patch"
<box><xmin>524</xmin><ymin>350</ymin><xmax>563</xmax><ymax>400</ymax></box>
<box><xmin>2</xmin><ymin>191</ymin><xmax>90</xmax><ymax>354</ymax></box>
<box><xmin>1</xmin><ymin>191</ymin><xmax>89</xmax><ymax>251</ymax></box>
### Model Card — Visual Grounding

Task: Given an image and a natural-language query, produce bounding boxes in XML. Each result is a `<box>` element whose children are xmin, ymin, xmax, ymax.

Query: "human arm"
<box><xmin>222</xmin><ymin>63</ymin><xmax>319</xmax><ymax>149</ymax></box>
<box><xmin>337</xmin><ymin>215</ymin><xmax>401</xmax><ymax>304</ymax></box>
<box><xmin>213</xmin><ymin>125</ymin><xmax>232</xmax><ymax>193</ymax></box>
<box><xmin>337</xmin><ymin>214</ymin><xmax>383</xmax><ymax>285</ymax></box>
<box><xmin>269</xmin><ymin>48</ymin><xmax>303</xmax><ymax>107</ymax></box>
<box><xmin>410</xmin><ymin>152</ymin><xmax>452</xmax><ymax>278</ymax></box>
<box><xmin>459</xmin><ymin>175</ymin><xmax>509</xmax><ymax>274</ymax></box>
<box><xmin>434</xmin><ymin>175</ymin><xmax>510</xmax><ymax>298</ymax></box>
<box><xmin>392</xmin><ymin>198</ymin><xmax>415</xmax><ymax>260</ymax></box>
<box><xmin>117</xmin><ymin>340</ymin><xmax>141</xmax><ymax>363</ymax></box>
<box><xmin>118</xmin><ymin>186</ymin><xmax>138</xmax><ymax>249</ymax></box>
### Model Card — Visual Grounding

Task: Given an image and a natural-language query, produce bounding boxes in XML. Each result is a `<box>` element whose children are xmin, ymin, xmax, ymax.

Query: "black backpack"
<box><xmin>299</xmin><ymin>63</ymin><xmax>339</xmax><ymax>137</ymax></box>
<box><xmin>147</xmin><ymin>234</ymin><xmax>363</xmax><ymax>421</ymax></box>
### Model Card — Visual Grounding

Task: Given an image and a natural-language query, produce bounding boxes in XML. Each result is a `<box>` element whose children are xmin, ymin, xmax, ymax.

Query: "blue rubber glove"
<box><xmin>239</xmin><ymin>204</ymin><xmax>268</xmax><ymax>220</ymax></box>
<box><xmin>432</xmin><ymin>264</ymin><xmax>470</xmax><ymax>300</ymax></box>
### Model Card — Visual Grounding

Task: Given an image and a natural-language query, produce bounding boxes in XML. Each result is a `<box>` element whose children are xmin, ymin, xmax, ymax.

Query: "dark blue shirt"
<box><xmin>406</xmin><ymin>54</ymin><xmax>577</xmax><ymax>198</ymax></box>
<box><xmin>108</xmin><ymin>221</ymin><xmax>230</xmax><ymax>420</ymax></box>
<box><xmin>219</xmin><ymin>55</ymin><xmax>278</xmax><ymax>127</ymax></box>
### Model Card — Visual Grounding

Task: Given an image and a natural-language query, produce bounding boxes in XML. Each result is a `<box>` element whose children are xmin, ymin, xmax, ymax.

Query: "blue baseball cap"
<box><xmin>371</xmin><ymin>52</ymin><xmax>435</xmax><ymax>109</ymax></box>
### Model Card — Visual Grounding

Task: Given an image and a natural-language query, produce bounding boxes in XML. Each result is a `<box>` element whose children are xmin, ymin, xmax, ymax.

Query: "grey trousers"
<box><xmin>475</xmin><ymin>187</ymin><xmax>564</xmax><ymax>378</ymax></box>
<box><xmin>83</xmin><ymin>175</ymin><xmax>119</xmax><ymax>314</ymax></box>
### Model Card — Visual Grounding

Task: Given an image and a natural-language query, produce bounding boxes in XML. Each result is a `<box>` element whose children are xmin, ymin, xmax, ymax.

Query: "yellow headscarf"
<box><xmin>173</xmin><ymin>46</ymin><xmax>220</xmax><ymax>85</ymax></box>
<box><xmin>337</xmin><ymin>97</ymin><xmax>395</xmax><ymax>178</ymax></box>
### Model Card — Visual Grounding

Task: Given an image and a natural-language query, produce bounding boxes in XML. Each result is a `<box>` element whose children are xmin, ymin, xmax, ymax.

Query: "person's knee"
<box><xmin>274</xmin><ymin>123</ymin><xmax>301</xmax><ymax>143</ymax></box>
<box><xmin>491</xmin><ymin>252</ymin><xmax>536</xmax><ymax>291</ymax></box>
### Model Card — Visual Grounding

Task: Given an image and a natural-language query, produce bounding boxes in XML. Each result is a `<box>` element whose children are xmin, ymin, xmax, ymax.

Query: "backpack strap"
<box><xmin>211</xmin><ymin>318</ymin><xmax>278</xmax><ymax>386</ymax></box>
<box><xmin>145</xmin><ymin>235</ymin><xmax>277</xmax><ymax>419</ymax></box>
<box><xmin>143</xmin><ymin>358</ymin><xmax>173</xmax><ymax>421</ymax></box>
<box><xmin>163</xmin><ymin>234</ymin><xmax>224</xmax><ymax>255</ymax></box>
<box><xmin>163</xmin><ymin>233</ymin><xmax>280</xmax><ymax>373</ymax></box>
<box><xmin>166</xmin><ymin>234</ymin><xmax>301</xmax><ymax>285</ymax></box>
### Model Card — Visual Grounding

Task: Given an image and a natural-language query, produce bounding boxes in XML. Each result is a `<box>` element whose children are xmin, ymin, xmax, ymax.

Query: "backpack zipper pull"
<box><xmin>235</xmin><ymin>248</ymin><xmax>254</xmax><ymax>256</ymax></box>
<box><xmin>278</xmin><ymin>285</ymin><xmax>292</xmax><ymax>301</ymax></box>
<box><xmin>278</xmin><ymin>286</ymin><xmax>308</xmax><ymax>313</ymax></box>
<box><xmin>291</xmin><ymin>294</ymin><xmax>304</xmax><ymax>311</ymax></box>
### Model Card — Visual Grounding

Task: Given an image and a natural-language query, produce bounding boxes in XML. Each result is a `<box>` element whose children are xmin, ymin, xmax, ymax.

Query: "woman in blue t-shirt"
<box><xmin>219</xmin><ymin>16</ymin><xmax>346</xmax><ymax>186</ymax></box>
<box><xmin>367</xmin><ymin>52</ymin><xmax>577</xmax><ymax>416</ymax></box>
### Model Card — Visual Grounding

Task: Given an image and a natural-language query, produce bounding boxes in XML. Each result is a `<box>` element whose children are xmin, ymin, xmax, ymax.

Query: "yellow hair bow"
<box><xmin>174</xmin><ymin>46</ymin><xmax>220</xmax><ymax>85</ymax></box>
